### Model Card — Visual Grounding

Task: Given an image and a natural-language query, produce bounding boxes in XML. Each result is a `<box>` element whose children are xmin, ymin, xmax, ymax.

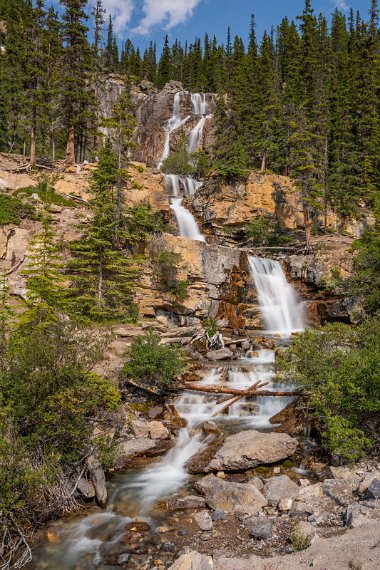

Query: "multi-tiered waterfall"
<box><xmin>159</xmin><ymin>91</ymin><xmax>211</xmax><ymax>242</ymax></box>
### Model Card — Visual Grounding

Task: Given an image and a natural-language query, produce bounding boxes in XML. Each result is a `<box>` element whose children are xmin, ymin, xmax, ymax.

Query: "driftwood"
<box><xmin>212</xmin><ymin>380</ymin><xmax>267</xmax><ymax>418</ymax></box>
<box><xmin>183</xmin><ymin>383</ymin><xmax>300</xmax><ymax>398</ymax></box>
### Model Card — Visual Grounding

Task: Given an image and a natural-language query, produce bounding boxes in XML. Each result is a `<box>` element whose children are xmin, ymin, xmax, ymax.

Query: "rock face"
<box><xmin>195</xmin><ymin>474</ymin><xmax>267</xmax><ymax>515</ymax></box>
<box><xmin>192</xmin><ymin>430</ymin><xmax>298</xmax><ymax>473</ymax></box>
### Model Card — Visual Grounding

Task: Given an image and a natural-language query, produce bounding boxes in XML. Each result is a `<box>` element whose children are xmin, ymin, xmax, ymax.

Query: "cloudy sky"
<box><xmin>84</xmin><ymin>0</ymin><xmax>369</xmax><ymax>50</ymax></box>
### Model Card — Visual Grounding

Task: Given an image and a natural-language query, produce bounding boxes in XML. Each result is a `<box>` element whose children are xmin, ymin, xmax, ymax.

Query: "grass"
<box><xmin>15</xmin><ymin>182</ymin><xmax>75</xmax><ymax>207</ymax></box>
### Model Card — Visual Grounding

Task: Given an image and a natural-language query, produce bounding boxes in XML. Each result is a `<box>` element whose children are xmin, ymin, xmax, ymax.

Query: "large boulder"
<box><xmin>168</xmin><ymin>550</ymin><xmax>214</xmax><ymax>570</ymax></box>
<box><xmin>195</xmin><ymin>474</ymin><xmax>267</xmax><ymax>515</ymax></box>
<box><xmin>191</xmin><ymin>430</ymin><xmax>298</xmax><ymax>473</ymax></box>
<box><xmin>263</xmin><ymin>475</ymin><xmax>300</xmax><ymax>505</ymax></box>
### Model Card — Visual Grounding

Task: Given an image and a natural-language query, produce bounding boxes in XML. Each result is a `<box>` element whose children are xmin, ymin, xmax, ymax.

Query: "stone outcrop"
<box><xmin>195</xmin><ymin>474</ymin><xmax>267</xmax><ymax>515</ymax></box>
<box><xmin>189</xmin><ymin>430</ymin><xmax>298</xmax><ymax>473</ymax></box>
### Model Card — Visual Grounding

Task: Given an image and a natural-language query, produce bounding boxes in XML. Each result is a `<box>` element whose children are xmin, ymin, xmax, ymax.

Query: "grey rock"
<box><xmin>195</xmin><ymin>474</ymin><xmax>267</xmax><ymax>515</ymax></box>
<box><xmin>297</xmin><ymin>482</ymin><xmax>323</xmax><ymax>501</ymax></box>
<box><xmin>103</xmin><ymin>553</ymin><xmax>130</xmax><ymax>566</ymax></box>
<box><xmin>168</xmin><ymin>550</ymin><xmax>214</xmax><ymax>570</ymax></box>
<box><xmin>249</xmin><ymin>518</ymin><xmax>274</xmax><ymax>540</ymax></box>
<box><xmin>292</xmin><ymin>520</ymin><xmax>316</xmax><ymax>542</ymax></box>
<box><xmin>358</xmin><ymin>471</ymin><xmax>380</xmax><ymax>495</ymax></box>
<box><xmin>322</xmin><ymin>479</ymin><xmax>355</xmax><ymax>506</ymax></box>
<box><xmin>194</xmin><ymin>510</ymin><xmax>213</xmax><ymax>531</ymax></box>
<box><xmin>167</xmin><ymin>495</ymin><xmax>206</xmax><ymax>510</ymax></box>
<box><xmin>247</xmin><ymin>476</ymin><xmax>264</xmax><ymax>492</ymax></box>
<box><xmin>203</xmin><ymin>430</ymin><xmax>298</xmax><ymax>472</ymax></box>
<box><xmin>206</xmin><ymin>348</ymin><xmax>234</xmax><ymax>361</ymax></box>
<box><xmin>117</xmin><ymin>438</ymin><xmax>156</xmax><ymax>464</ymax></box>
<box><xmin>161</xmin><ymin>542</ymin><xmax>176</xmax><ymax>553</ymax></box>
<box><xmin>263</xmin><ymin>475</ymin><xmax>299</xmax><ymax>505</ymax></box>
<box><xmin>212</xmin><ymin>509</ymin><xmax>227</xmax><ymax>521</ymax></box>
<box><xmin>365</xmin><ymin>479</ymin><xmax>380</xmax><ymax>500</ymax></box>
<box><xmin>346</xmin><ymin>504</ymin><xmax>371</xmax><ymax>528</ymax></box>
<box><xmin>202</xmin><ymin>421</ymin><xmax>221</xmax><ymax>435</ymax></box>
<box><xmin>76</xmin><ymin>477</ymin><xmax>96</xmax><ymax>500</ymax></box>
<box><xmin>87</xmin><ymin>457</ymin><xmax>107</xmax><ymax>508</ymax></box>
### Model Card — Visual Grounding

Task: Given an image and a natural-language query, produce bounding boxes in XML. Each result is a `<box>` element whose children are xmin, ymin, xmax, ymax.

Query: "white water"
<box><xmin>249</xmin><ymin>256</ymin><xmax>305</xmax><ymax>337</ymax></box>
<box><xmin>191</xmin><ymin>93</ymin><xmax>208</xmax><ymax>116</ymax></box>
<box><xmin>165</xmin><ymin>174</ymin><xmax>202</xmax><ymax>197</ymax></box>
<box><xmin>188</xmin><ymin>116</ymin><xmax>207</xmax><ymax>153</ymax></box>
<box><xmin>158</xmin><ymin>92</ymin><xmax>190</xmax><ymax>168</ymax></box>
<box><xmin>170</xmin><ymin>197</ymin><xmax>205</xmax><ymax>241</ymax></box>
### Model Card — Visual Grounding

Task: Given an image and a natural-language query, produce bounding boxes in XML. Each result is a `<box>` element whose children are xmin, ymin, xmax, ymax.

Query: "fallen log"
<box><xmin>212</xmin><ymin>380</ymin><xmax>266</xmax><ymax>418</ymax></box>
<box><xmin>183</xmin><ymin>383</ymin><xmax>300</xmax><ymax>398</ymax></box>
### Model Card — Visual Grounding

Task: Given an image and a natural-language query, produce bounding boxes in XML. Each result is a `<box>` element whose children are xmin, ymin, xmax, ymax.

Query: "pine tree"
<box><xmin>60</xmin><ymin>0</ymin><xmax>93</xmax><ymax>165</ymax></box>
<box><xmin>157</xmin><ymin>35</ymin><xmax>171</xmax><ymax>89</ymax></box>
<box><xmin>0</xmin><ymin>273</ymin><xmax>13</xmax><ymax>371</ymax></box>
<box><xmin>69</xmin><ymin>138</ymin><xmax>137</xmax><ymax>321</ymax></box>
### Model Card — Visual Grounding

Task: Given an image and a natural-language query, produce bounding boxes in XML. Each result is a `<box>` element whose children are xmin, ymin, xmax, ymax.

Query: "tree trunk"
<box><xmin>30</xmin><ymin>108</ymin><xmax>37</xmax><ymax>167</ymax></box>
<box><xmin>97</xmin><ymin>258</ymin><xmax>103</xmax><ymax>306</ymax></box>
<box><xmin>66</xmin><ymin>126</ymin><xmax>75</xmax><ymax>166</ymax></box>
<box><xmin>303</xmin><ymin>207</ymin><xmax>312</xmax><ymax>250</ymax></box>
<box><xmin>260</xmin><ymin>153</ymin><xmax>266</xmax><ymax>172</ymax></box>
<box><xmin>183</xmin><ymin>384</ymin><xmax>299</xmax><ymax>398</ymax></box>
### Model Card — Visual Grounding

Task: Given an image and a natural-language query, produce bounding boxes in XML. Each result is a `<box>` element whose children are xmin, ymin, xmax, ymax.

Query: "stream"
<box><xmin>29</xmin><ymin>255</ymin><xmax>305</xmax><ymax>569</ymax></box>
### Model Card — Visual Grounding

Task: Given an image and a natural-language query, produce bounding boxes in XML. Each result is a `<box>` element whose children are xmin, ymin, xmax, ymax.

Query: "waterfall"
<box><xmin>164</xmin><ymin>173</ymin><xmax>181</xmax><ymax>196</ymax></box>
<box><xmin>248</xmin><ymin>256</ymin><xmax>305</xmax><ymax>337</ymax></box>
<box><xmin>170</xmin><ymin>198</ymin><xmax>205</xmax><ymax>241</ymax></box>
<box><xmin>165</xmin><ymin>174</ymin><xmax>202</xmax><ymax>197</ymax></box>
<box><xmin>191</xmin><ymin>93</ymin><xmax>208</xmax><ymax>116</ymax></box>
<box><xmin>158</xmin><ymin>92</ymin><xmax>190</xmax><ymax>168</ymax></box>
<box><xmin>188</xmin><ymin>116</ymin><xmax>207</xmax><ymax>153</ymax></box>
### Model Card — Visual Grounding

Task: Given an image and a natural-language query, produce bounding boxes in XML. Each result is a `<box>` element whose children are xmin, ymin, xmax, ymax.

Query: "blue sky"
<box><xmin>64</xmin><ymin>1</ymin><xmax>370</xmax><ymax>51</ymax></box>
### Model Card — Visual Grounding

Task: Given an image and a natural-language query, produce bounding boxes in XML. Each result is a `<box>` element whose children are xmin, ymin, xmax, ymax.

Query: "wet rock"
<box><xmin>202</xmin><ymin>421</ymin><xmax>221</xmax><ymax>435</ymax></box>
<box><xmin>125</xmin><ymin>521</ymin><xmax>150</xmax><ymax>532</ymax></box>
<box><xmin>194</xmin><ymin>510</ymin><xmax>213</xmax><ymax>531</ymax></box>
<box><xmin>365</xmin><ymin>479</ymin><xmax>380</xmax><ymax>500</ymax></box>
<box><xmin>199</xmin><ymin>430</ymin><xmax>298</xmax><ymax>472</ymax></box>
<box><xmin>206</xmin><ymin>348</ymin><xmax>234</xmax><ymax>361</ymax></box>
<box><xmin>263</xmin><ymin>475</ymin><xmax>299</xmax><ymax>506</ymax></box>
<box><xmin>166</xmin><ymin>496</ymin><xmax>207</xmax><ymax>510</ymax></box>
<box><xmin>241</xmin><ymin>340</ymin><xmax>250</xmax><ymax>350</ymax></box>
<box><xmin>249</xmin><ymin>518</ymin><xmax>273</xmax><ymax>540</ymax></box>
<box><xmin>161</xmin><ymin>542</ymin><xmax>176</xmax><ymax>553</ymax></box>
<box><xmin>76</xmin><ymin>477</ymin><xmax>96</xmax><ymax>500</ymax></box>
<box><xmin>117</xmin><ymin>438</ymin><xmax>156</xmax><ymax>465</ymax></box>
<box><xmin>103</xmin><ymin>553</ymin><xmax>130</xmax><ymax>566</ymax></box>
<box><xmin>195</xmin><ymin>474</ymin><xmax>267</xmax><ymax>515</ymax></box>
<box><xmin>87</xmin><ymin>456</ymin><xmax>108</xmax><ymax>508</ymax></box>
<box><xmin>168</xmin><ymin>550</ymin><xmax>214</xmax><ymax>569</ymax></box>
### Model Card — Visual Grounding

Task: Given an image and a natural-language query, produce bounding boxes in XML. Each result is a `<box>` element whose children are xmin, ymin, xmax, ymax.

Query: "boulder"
<box><xmin>365</xmin><ymin>479</ymin><xmax>380</xmax><ymax>500</ymax></box>
<box><xmin>263</xmin><ymin>475</ymin><xmax>299</xmax><ymax>505</ymax></box>
<box><xmin>149</xmin><ymin>421</ymin><xmax>170</xmax><ymax>440</ymax></box>
<box><xmin>117</xmin><ymin>438</ymin><xmax>156</xmax><ymax>465</ymax></box>
<box><xmin>87</xmin><ymin>457</ymin><xmax>107</xmax><ymax>508</ymax></box>
<box><xmin>346</xmin><ymin>504</ymin><xmax>371</xmax><ymax>529</ymax></box>
<box><xmin>249</xmin><ymin>518</ymin><xmax>273</xmax><ymax>540</ymax></box>
<box><xmin>297</xmin><ymin>482</ymin><xmax>323</xmax><ymax>501</ymax></box>
<box><xmin>206</xmin><ymin>348</ymin><xmax>234</xmax><ymax>361</ymax></box>
<box><xmin>358</xmin><ymin>471</ymin><xmax>380</xmax><ymax>495</ymax></box>
<box><xmin>202</xmin><ymin>420</ymin><xmax>221</xmax><ymax>435</ymax></box>
<box><xmin>322</xmin><ymin>479</ymin><xmax>355</xmax><ymax>507</ymax></box>
<box><xmin>194</xmin><ymin>510</ymin><xmax>213</xmax><ymax>531</ymax></box>
<box><xmin>201</xmin><ymin>430</ymin><xmax>298</xmax><ymax>472</ymax></box>
<box><xmin>166</xmin><ymin>496</ymin><xmax>207</xmax><ymax>510</ymax></box>
<box><xmin>131</xmin><ymin>420</ymin><xmax>150</xmax><ymax>438</ymax></box>
<box><xmin>195</xmin><ymin>474</ymin><xmax>267</xmax><ymax>515</ymax></box>
<box><xmin>168</xmin><ymin>550</ymin><xmax>214</xmax><ymax>570</ymax></box>
<box><xmin>76</xmin><ymin>477</ymin><xmax>96</xmax><ymax>500</ymax></box>
<box><xmin>292</xmin><ymin>521</ymin><xmax>316</xmax><ymax>542</ymax></box>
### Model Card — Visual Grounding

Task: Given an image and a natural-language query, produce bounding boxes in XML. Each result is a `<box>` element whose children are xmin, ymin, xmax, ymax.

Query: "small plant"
<box><xmin>244</xmin><ymin>215</ymin><xmax>286</xmax><ymax>246</ymax></box>
<box><xmin>289</xmin><ymin>527</ymin><xmax>311</xmax><ymax>551</ymax></box>
<box><xmin>93</xmin><ymin>434</ymin><xmax>118</xmax><ymax>471</ymax></box>
<box><xmin>150</xmin><ymin>240</ymin><xmax>189</xmax><ymax>300</ymax></box>
<box><xmin>16</xmin><ymin>172</ymin><xmax>74</xmax><ymax>207</ymax></box>
<box><xmin>161</xmin><ymin>131</ymin><xmax>194</xmax><ymax>176</ymax></box>
<box><xmin>204</xmin><ymin>316</ymin><xmax>218</xmax><ymax>337</ymax></box>
<box><xmin>121</xmin><ymin>331</ymin><xmax>186</xmax><ymax>387</ymax></box>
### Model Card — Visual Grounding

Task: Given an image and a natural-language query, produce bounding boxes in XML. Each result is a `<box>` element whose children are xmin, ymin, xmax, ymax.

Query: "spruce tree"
<box><xmin>69</xmin><ymin>138</ymin><xmax>137</xmax><ymax>321</ymax></box>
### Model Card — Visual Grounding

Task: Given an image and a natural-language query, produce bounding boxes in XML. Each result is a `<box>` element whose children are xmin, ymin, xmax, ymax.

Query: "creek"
<box><xmin>29</xmin><ymin>254</ymin><xmax>305</xmax><ymax>569</ymax></box>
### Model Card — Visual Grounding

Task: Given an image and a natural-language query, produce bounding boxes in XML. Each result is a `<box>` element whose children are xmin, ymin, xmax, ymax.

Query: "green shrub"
<box><xmin>244</xmin><ymin>215</ymin><xmax>287</xmax><ymax>246</ymax></box>
<box><xmin>93</xmin><ymin>434</ymin><xmax>118</xmax><ymax>471</ymax></box>
<box><xmin>0</xmin><ymin>194</ymin><xmax>37</xmax><ymax>225</ymax></box>
<box><xmin>289</xmin><ymin>527</ymin><xmax>311</xmax><ymax>551</ymax></box>
<box><xmin>121</xmin><ymin>331</ymin><xmax>186</xmax><ymax>387</ymax></box>
<box><xmin>204</xmin><ymin>316</ymin><xmax>218</xmax><ymax>337</ymax></box>
<box><xmin>276</xmin><ymin>318</ymin><xmax>380</xmax><ymax>461</ymax></box>
<box><xmin>15</xmin><ymin>173</ymin><xmax>74</xmax><ymax>207</ymax></box>
<box><xmin>161</xmin><ymin>132</ymin><xmax>194</xmax><ymax>176</ymax></box>
<box><xmin>152</xmin><ymin>247</ymin><xmax>189</xmax><ymax>300</ymax></box>
<box><xmin>126</xmin><ymin>202</ymin><xmax>165</xmax><ymax>243</ymax></box>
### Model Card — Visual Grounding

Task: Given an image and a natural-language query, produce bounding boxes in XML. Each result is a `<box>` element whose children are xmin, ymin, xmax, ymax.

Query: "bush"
<box><xmin>244</xmin><ymin>215</ymin><xmax>288</xmax><ymax>246</ymax></box>
<box><xmin>121</xmin><ymin>331</ymin><xmax>186</xmax><ymax>387</ymax></box>
<box><xmin>0</xmin><ymin>194</ymin><xmax>37</xmax><ymax>225</ymax></box>
<box><xmin>276</xmin><ymin>318</ymin><xmax>380</xmax><ymax>461</ymax></box>
<box><xmin>126</xmin><ymin>202</ymin><xmax>165</xmax><ymax>243</ymax></box>
<box><xmin>15</xmin><ymin>173</ymin><xmax>74</xmax><ymax>207</ymax></box>
<box><xmin>289</xmin><ymin>527</ymin><xmax>311</xmax><ymax>551</ymax></box>
<box><xmin>151</xmin><ymin>245</ymin><xmax>189</xmax><ymax>300</ymax></box>
<box><xmin>161</xmin><ymin>132</ymin><xmax>194</xmax><ymax>176</ymax></box>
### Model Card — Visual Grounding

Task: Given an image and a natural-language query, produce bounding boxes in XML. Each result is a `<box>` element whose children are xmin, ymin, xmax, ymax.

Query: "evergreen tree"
<box><xmin>69</xmin><ymin>138</ymin><xmax>137</xmax><ymax>321</ymax></box>
<box><xmin>157</xmin><ymin>35</ymin><xmax>171</xmax><ymax>89</ymax></box>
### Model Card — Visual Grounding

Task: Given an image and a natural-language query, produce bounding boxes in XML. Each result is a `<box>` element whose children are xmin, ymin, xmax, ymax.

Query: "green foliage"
<box><xmin>15</xmin><ymin>173</ymin><xmax>74</xmax><ymax>208</ymax></box>
<box><xmin>69</xmin><ymin>138</ymin><xmax>138</xmax><ymax>322</ymax></box>
<box><xmin>161</xmin><ymin>132</ymin><xmax>194</xmax><ymax>176</ymax></box>
<box><xmin>244</xmin><ymin>215</ymin><xmax>284</xmax><ymax>246</ymax></box>
<box><xmin>289</xmin><ymin>526</ymin><xmax>311</xmax><ymax>551</ymax></box>
<box><xmin>203</xmin><ymin>316</ymin><xmax>218</xmax><ymax>337</ymax></box>
<box><xmin>0</xmin><ymin>194</ymin><xmax>37</xmax><ymax>226</ymax></box>
<box><xmin>121</xmin><ymin>331</ymin><xmax>186</xmax><ymax>387</ymax></box>
<box><xmin>126</xmin><ymin>202</ymin><xmax>165</xmax><ymax>244</ymax></box>
<box><xmin>152</xmin><ymin>248</ymin><xmax>189</xmax><ymax>300</ymax></box>
<box><xmin>276</xmin><ymin>318</ymin><xmax>380</xmax><ymax>461</ymax></box>
<box><xmin>93</xmin><ymin>434</ymin><xmax>118</xmax><ymax>471</ymax></box>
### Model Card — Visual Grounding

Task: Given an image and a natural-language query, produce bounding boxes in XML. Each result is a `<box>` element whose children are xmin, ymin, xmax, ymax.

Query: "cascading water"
<box><xmin>165</xmin><ymin>174</ymin><xmax>202</xmax><ymax>197</ymax></box>
<box><xmin>157</xmin><ymin>92</ymin><xmax>190</xmax><ymax>169</ymax></box>
<box><xmin>188</xmin><ymin>116</ymin><xmax>207</xmax><ymax>153</ymax></box>
<box><xmin>170</xmin><ymin>198</ymin><xmax>205</xmax><ymax>241</ymax></box>
<box><xmin>191</xmin><ymin>93</ymin><xmax>208</xmax><ymax>115</ymax></box>
<box><xmin>249</xmin><ymin>256</ymin><xmax>305</xmax><ymax>337</ymax></box>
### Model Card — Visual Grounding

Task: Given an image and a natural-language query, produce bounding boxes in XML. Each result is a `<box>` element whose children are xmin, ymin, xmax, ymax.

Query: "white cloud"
<box><xmin>331</xmin><ymin>0</ymin><xmax>349</xmax><ymax>10</ymax></box>
<box><xmin>103</xmin><ymin>0</ymin><xmax>135</xmax><ymax>34</ymax></box>
<box><xmin>133</xmin><ymin>0</ymin><xmax>203</xmax><ymax>35</ymax></box>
